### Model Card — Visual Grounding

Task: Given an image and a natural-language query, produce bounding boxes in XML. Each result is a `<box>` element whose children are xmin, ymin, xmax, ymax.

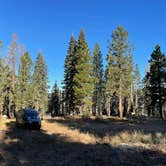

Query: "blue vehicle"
<box><xmin>16</xmin><ymin>109</ymin><xmax>41</xmax><ymax>129</ymax></box>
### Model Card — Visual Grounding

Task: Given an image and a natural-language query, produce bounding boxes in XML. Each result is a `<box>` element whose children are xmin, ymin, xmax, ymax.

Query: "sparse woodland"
<box><xmin>48</xmin><ymin>26</ymin><xmax>166</xmax><ymax>119</ymax></box>
<box><xmin>0</xmin><ymin>26</ymin><xmax>166</xmax><ymax>119</ymax></box>
<box><xmin>0</xmin><ymin>26</ymin><xmax>166</xmax><ymax>166</ymax></box>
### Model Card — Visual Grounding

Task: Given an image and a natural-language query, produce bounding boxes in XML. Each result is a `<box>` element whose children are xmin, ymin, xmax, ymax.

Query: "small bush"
<box><xmin>82</xmin><ymin>111</ymin><xmax>90</xmax><ymax>119</ymax></box>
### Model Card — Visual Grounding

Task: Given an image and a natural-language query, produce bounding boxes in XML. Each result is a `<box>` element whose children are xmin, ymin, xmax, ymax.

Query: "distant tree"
<box><xmin>92</xmin><ymin>43</ymin><xmax>104</xmax><ymax>116</ymax></box>
<box><xmin>73</xmin><ymin>30</ymin><xmax>93</xmax><ymax>114</ymax></box>
<box><xmin>33</xmin><ymin>52</ymin><xmax>48</xmax><ymax>117</ymax></box>
<box><xmin>106</xmin><ymin>26</ymin><xmax>133</xmax><ymax>118</ymax></box>
<box><xmin>145</xmin><ymin>45</ymin><xmax>166</xmax><ymax>119</ymax></box>
<box><xmin>63</xmin><ymin>35</ymin><xmax>76</xmax><ymax>115</ymax></box>
<box><xmin>48</xmin><ymin>81</ymin><xmax>60</xmax><ymax>117</ymax></box>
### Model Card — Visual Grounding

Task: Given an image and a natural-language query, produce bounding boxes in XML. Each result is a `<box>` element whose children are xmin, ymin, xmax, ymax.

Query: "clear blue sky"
<box><xmin>0</xmin><ymin>0</ymin><xmax>166</xmax><ymax>89</ymax></box>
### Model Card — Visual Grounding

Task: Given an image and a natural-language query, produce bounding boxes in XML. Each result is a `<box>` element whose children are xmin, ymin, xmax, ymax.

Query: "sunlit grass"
<box><xmin>1</xmin><ymin>116</ymin><xmax>166</xmax><ymax>153</ymax></box>
<box><xmin>101</xmin><ymin>131</ymin><xmax>166</xmax><ymax>145</ymax></box>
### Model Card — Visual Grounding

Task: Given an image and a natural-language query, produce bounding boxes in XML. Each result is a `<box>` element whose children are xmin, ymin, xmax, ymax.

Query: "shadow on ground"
<box><xmin>0</xmin><ymin>120</ymin><xmax>166</xmax><ymax>166</ymax></box>
<box><xmin>47</xmin><ymin>117</ymin><xmax>166</xmax><ymax>138</ymax></box>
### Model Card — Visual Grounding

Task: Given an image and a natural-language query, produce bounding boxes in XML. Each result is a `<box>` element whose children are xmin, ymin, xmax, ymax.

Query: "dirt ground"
<box><xmin>0</xmin><ymin>116</ymin><xmax>166</xmax><ymax>166</ymax></box>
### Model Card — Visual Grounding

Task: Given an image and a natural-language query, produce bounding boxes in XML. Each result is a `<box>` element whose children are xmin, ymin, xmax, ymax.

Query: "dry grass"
<box><xmin>0</xmin><ymin>116</ymin><xmax>166</xmax><ymax>165</ymax></box>
<box><xmin>42</xmin><ymin>117</ymin><xmax>166</xmax><ymax>153</ymax></box>
<box><xmin>1</xmin><ymin>116</ymin><xmax>166</xmax><ymax>147</ymax></box>
<box><xmin>106</xmin><ymin>130</ymin><xmax>166</xmax><ymax>145</ymax></box>
<box><xmin>42</xmin><ymin>120</ymin><xmax>97</xmax><ymax>144</ymax></box>
<box><xmin>0</xmin><ymin>118</ymin><xmax>13</xmax><ymax>141</ymax></box>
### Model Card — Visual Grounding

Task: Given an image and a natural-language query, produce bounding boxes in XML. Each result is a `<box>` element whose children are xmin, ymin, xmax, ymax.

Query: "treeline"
<box><xmin>1</xmin><ymin>26</ymin><xmax>166</xmax><ymax>119</ymax></box>
<box><xmin>48</xmin><ymin>26</ymin><xmax>166</xmax><ymax>119</ymax></box>
<box><xmin>0</xmin><ymin>34</ymin><xmax>48</xmax><ymax>118</ymax></box>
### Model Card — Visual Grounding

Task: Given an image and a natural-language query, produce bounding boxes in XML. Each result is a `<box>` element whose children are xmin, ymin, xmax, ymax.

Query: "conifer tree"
<box><xmin>5</xmin><ymin>34</ymin><xmax>25</xmax><ymax>117</ymax></box>
<box><xmin>3</xmin><ymin>65</ymin><xmax>14</xmax><ymax>118</ymax></box>
<box><xmin>63</xmin><ymin>35</ymin><xmax>76</xmax><ymax>115</ymax></box>
<box><xmin>133</xmin><ymin>64</ymin><xmax>141</xmax><ymax>113</ymax></box>
<box><xmin>145</xmin><ymin>45</ymin><xmax>166</xmax><ymax>119</ymax></box>
<box><xmin>48</xmin><ymin>81</ymin><xmax>60</xmax><ymax>117</ymax></box>
<box><xmin>15</xmin><ymin>52</ymin><xmax>33</xmax><ymax>110</ymax></box>
<box><xmin>106</xmin><ymin>26</ymin><xmax>133</xmax><ymax>118</ymax></box>
<box><xmin>73</xmin><ymin>30</ymin><xmax>93</xmax><ymax>114</ymax></box>
<box><xmin>33</xmin><ymin>52</ymin><xmax>48</xmax><ymax>117</ymax></box>
<box><xmin>92</xmin><ymin>43</ymin><xmax>104</xmax><ymax>116</ymax></box>
<box><xmin>105</xmin><ymin>52</ymin><xmax>117</xmax><ymax>116</ymax></box>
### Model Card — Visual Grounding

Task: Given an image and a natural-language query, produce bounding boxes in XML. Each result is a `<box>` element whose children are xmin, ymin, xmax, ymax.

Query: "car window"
<box><xmin>25</xmin><ymin>110</ymin><xmax>39</xmax><ymax>118</ymax></box>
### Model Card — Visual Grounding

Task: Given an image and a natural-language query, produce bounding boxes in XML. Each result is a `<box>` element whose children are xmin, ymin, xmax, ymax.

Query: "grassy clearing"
<box><xmin>43</xmin><ymin>116</ymin><xmax>166</xmax><ymax>152</ymax></box>
<box><xmin>0</xmin><ymin>116</ymin><xmax>166</xmax><ymax>165</ymax></box>
<box><xmin>104</xmin><ymin>130</ymin><xmax>166</xmax><ymax>144</ymax></box>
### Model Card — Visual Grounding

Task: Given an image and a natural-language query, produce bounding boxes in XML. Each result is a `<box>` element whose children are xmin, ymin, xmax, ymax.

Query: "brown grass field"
<box><xmin>0</xmin><ymin>116</ymin><xmax>166</xmax><ymax>166</ymax></box>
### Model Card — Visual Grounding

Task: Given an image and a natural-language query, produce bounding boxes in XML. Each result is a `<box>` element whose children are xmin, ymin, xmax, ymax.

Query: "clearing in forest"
<box><xmin>0</xmin><ymin>117</ymin><xmax>166</xmax><ymax>166</ymax></box>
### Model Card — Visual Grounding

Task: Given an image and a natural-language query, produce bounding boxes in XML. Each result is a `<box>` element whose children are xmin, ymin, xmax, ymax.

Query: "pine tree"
<box><xmin>4</xmin><ymin>34</ymin><xmax>25</xmax><ymax>117</ymax></box>
<box><xmin>6</xmin><ymin>34</ymin><xmax>18</xmax><ymax>91</ymax></box>
<box><xmin>105</xmin><ymin>52</ymin><xmax>117</xmax><ymax>116</ymax></box>
<box><xmin>33</xmin><ymin>52</ymin><xmax>48</xmax><ymax>117</ymax></box>
<box><xmin>92</xmin><ymin>43</ymin><xmax>104</xmax><ymax>116</ymax></box>
<box><xmin>15</xmin><ymin>52</ymin><xmax>33</xmax><ymax>110</ymax></box>
<box><xmin>63</xmin><ymin>35</ymin><xmax>76</xmax><ymax>115</ymax></box>
<box><xmin>133</xmin><ymin>64</ymin><xmax>141</xmax><ymax>113</ymax></box>
<box><xmin>106</xmin><ymin>26</ymin><xmax>133</xmax><ymax>118</ymax></box>
<box><xmin>48</xmin><ymin>81</ymin><xmax>60</xmax><ymax>117</ymax></box>
<box><xmin>2</xmin><ymin>65</ymin><xmax>13</xmax><ymax>118</ymax></box>
<box><xmin>145</xmin><ymin>45</ymin><xmax>166</xmax><ymax>119</ymax></box>
<box><xmin>73</xmin><ymin>30</ymin><xmax>93</xmax><ymax>114</ymax></box>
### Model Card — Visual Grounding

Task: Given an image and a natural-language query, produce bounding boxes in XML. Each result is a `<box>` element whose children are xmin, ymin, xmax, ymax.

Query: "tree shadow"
<box><xmin>47</xmin><ymin>117</ymin><xmax>166</xmax><ymax>138</ymax></box>
<box><xmin>0</xmin><ymin>120</ymin><xmax>166</xmax><ymax>166</ymax></box>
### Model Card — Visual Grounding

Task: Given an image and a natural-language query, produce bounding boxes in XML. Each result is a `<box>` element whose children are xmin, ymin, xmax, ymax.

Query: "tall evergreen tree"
<box><xmin>63</xmin><ymin>35</ymin><xmax>76</xmax><ymax>115</ymax></box>
<box><xmin>15</xmin><ymin>52</ymin><xmax>33</xmax><ymax>110</ymax></box>
<box><xmin>105</xmin><ymin>52</ymin><xmax>117</xmax><ymax>116</ymax></box>
<box><xmin>73</xmin><ymin>30</ymin><xmax>93</xmax><ymax>113</ymax></box>
<box><xmin>4</xmin><ymin>34</ymin><xmax>25</xmax><ymax>117</ymax></box>
<box><xmin>133</xmin><ymin>64</ymin><xmax>141</xmax><ymax>113</ymax></box>
<box><xmin>145</xmin><ymin>45</ymin><xmax>166</xmax><ymax>119</ymax></box>
<box><xmin>106</xmin><ymin>26</ymin><xmax>133</xmax><ymax>118</ymax></box>
<box><xmin>33</xmin><ymin>52</ymin><xmax>48</xmax><ymax>117</ymax></box>
<box><xmin>92</xmin><ymin>43</ymin><xmax>104</xmax><ymax>116</ymax></box>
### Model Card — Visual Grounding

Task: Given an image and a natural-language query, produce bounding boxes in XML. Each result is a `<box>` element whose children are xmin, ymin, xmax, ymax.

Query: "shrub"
<box><xmin>82</xmin><ymin>111</ymin><xmax>90</xmax><ymax>119</ymax></box>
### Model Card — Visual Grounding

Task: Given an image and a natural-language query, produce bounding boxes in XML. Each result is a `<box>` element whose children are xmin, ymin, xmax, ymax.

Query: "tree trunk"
<box><xmin>0</xmin><ymin>97</ymin><xmax>3</xmax><ymax>117</ymax></box>
<box><xmin>135</xmin><ymin>90</ymin><xmax>138</xmax><ymax>113</ymax></box>
<box><xmin>130</xmin><ymin>83</ymin><xmax>134</xmax><ymax>114</ymax></box>
<box><xmin>157</xmin><ymin>62</ymin><xmax>163</xmax><ymax>119</ymax></box>
<box><xmin>92</xmin><ymin>104</ymin><xmax>96</xmax><ymax>116</ymax></box>
<box><xmin>119</xmin><ymin>95</ymin><xmax>123</xmax><ymax>118</ymax></box>
<box><xmin>106</xmin><ymin>96</ymin><xmax>110</xmax><ymax>116</ymax></box>
<box><xmin>97</xmin><ymin>98</ymin><xmax>101</xmax><ymax>116</ymax></box>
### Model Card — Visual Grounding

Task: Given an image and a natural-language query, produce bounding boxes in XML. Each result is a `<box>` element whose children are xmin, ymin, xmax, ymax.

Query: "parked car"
<box><xmin>16</xmin><ymin>108</ymin><xmax>41</xmax><ymax>129</ymax></box>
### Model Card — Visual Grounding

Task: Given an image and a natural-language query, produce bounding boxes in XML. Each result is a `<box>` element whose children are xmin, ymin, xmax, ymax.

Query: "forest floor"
<box><xmin>0</xmin><ymin>116</ymin><xmax>166</xmax><ymax>166</ymax></box>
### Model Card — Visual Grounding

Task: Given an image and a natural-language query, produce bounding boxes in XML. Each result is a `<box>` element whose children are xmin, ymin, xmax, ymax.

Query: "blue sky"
<box><xmin>0</xmin><ymin>0</ymin><xmax>166</xmax><ymax>88</ymax></box>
